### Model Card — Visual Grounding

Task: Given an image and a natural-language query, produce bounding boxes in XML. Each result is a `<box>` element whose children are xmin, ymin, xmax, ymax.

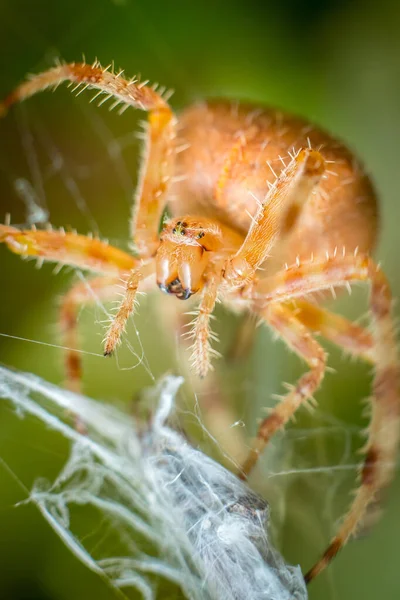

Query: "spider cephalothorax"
<box><xmin>0</xmin><ymin>60</ymin><xmax>399</xmax><ymax>584</ymax></box>
<box><xmin>156</xmin><ymin>216</ymin><xmax>222</xmax><ymax>299</ymax></box>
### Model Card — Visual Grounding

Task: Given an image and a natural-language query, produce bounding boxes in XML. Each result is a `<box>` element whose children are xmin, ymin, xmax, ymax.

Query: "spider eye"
<box><xmin>172</xmin><ymin>221</ymin><xmax>187</xmax><ymax>236</ymax></box>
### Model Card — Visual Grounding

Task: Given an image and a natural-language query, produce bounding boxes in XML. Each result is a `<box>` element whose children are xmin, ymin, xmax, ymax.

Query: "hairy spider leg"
<box><xmin>0</xmin><ymin>223</ymin><xmax>142</xmax><ymax>389</ymax></box>
<box><xmin>104</xmin><ymin>261</ymin><xmax>155</xmax><ymax>356</ymax></box>
<box><xmin>244</xmin><ymin>254</ymin><xmax>400</xmax><ymax>582</ymax></box>
<box><xmin>224</xmin><ymin>148</ymin><xmax>325</xmax><ymax>287</ymax></box>
<box><xmin>225</xmin><ymin>300</ymin><xmax>373</xmax><ymax>365</ymax></box>
<box><xmin>0</xmin><ymin>61</ymin><xmax>177</xmax><ymax>258</ymax></box>
<box><xmin>293</xmin><ymin>299</ymin><xmax>374</xmax><ymax>363</ymax></box>
<box><xmin>239</xmin><ymin>302</ymin><xmax>327</xmax><ymax>478</ymax></box>
<box><xmin>0</xmin><ymin>224</ymin><xmax>136</xmax><ymax>273</ymax></box>
<box><xmin>189</xmin><ymin>267</ymin><xmax>223</xmax><ymax>377</ymax></box>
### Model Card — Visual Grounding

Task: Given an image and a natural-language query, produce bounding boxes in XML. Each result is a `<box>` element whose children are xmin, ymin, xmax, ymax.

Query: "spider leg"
<box><xmin>239</xmin><ymin>302</ymin><xmax>327</xmax><ymax>478</ymax></box>
<box><xmin>224</xmin><ymin>148</ymin><xmax>325</xmax><ymax>287</ymax></box>
<box><xmin>293</xmin><ymin>299</ymin><xmax>373</xmax><ymax>362</ymax></box>
<box><xmin>60</xmin><ymin>275</ymin><xmax>122</xmax><ymax>393</ymax></box>
<box><xmin>104</xmin><ymin>261</ymin><xmax>155</xmax><ymax>356</ymax></box>
<box><xmin>0</xmin><ymin>224</ymin><xmax>137</xmax><ymax>274</ymax></box>
<box><xmin>0</xmin><ymin>223</ymin><xmax>155</xmax><ymax>386</ymax></box>
<box><xmin>0</xmin><ymin>61</ymin><xmax>177</xmax><ymax>258</ymax></box>
<box><xmin>187</xmin><ymin>269</ymin><xmax>222</xmax><ymax>378</ymax></box>
<box><xmin>245</xmin><ymin>254</ymin><xmax>400</xmax><ymax>582</ymax></box>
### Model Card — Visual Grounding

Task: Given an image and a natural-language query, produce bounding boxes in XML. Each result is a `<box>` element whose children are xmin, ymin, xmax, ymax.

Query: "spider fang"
<box><xmin>158</xmin><ymin>278</ymin><xmax>192</xmax><ymax>300</ymax></box>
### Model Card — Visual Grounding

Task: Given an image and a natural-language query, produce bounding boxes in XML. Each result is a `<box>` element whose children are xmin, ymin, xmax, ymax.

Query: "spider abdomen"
<box><xmin>171</xmin><ymin>101</ymin><xmax>379</xmax><ymax>269</ymax></box>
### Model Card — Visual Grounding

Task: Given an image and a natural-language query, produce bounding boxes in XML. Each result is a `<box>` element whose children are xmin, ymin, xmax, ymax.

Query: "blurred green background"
<box><xmin>1</xmin><ymin>0</ymin><xmax>400</xmax><ymax>598</ymax></box>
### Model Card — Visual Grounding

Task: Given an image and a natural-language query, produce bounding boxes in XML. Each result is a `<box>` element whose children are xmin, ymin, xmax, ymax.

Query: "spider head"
<box><xmin>155</xmin><ymin>216</ymin><xmax>222</xmax><ymax>300</ymax></box>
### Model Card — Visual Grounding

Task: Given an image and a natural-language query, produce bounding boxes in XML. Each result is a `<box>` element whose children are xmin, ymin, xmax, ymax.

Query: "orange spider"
<box><xmin>0</xmin><ymin>60</ymin><xmax>399</xmax><ymax>584</ymax></box>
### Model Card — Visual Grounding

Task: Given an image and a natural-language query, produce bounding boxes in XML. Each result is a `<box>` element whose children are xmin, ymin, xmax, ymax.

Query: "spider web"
<box><xmin>0</xmin><ymin>367</ymin><xmax>308</xmax><ymax>600</ymax></box>
<box><xmin>0</xmin><ymin>55</ymin><xmax>373</xmax><ymax>600</ymax></box>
